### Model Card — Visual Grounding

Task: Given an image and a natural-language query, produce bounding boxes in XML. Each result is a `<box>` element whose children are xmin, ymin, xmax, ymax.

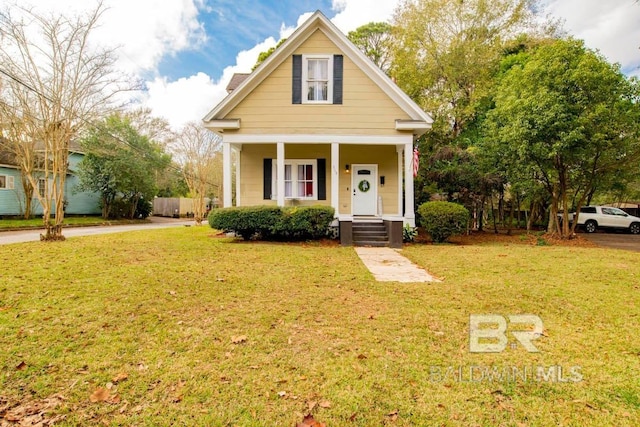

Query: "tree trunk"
<box><xmin>478</xmin><ymin>196</ymin><xmax>485</xmax><ymax>232</ymax></box>
<box><xmin>21</xmin><ymin>176</ymin><xmax>34</xmax><ymax>220</ymax></box>
<box><xmin>491</xmin><ymin>194</ymin><xmax>498</xmax><ymax>234</ymax></box>
<box><xmin>507</xmin><ymin>200</ymin><xmax>515</xmax><ymax>235</ymax></box>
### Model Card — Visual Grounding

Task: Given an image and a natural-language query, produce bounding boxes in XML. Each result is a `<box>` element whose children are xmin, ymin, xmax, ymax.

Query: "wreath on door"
<box><xmin>358</xmin><ymin>180</ymin><xmax>371</xmax><ymax>193</ymax></box>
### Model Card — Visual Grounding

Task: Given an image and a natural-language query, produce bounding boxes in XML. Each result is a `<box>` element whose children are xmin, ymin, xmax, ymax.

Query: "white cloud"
<box><xmin>330</xmin><ymin>0</ymin><xmax>400</xmax><ymax>32</ymax></box>
<box><xmin>94</xmin><ymin>0</ymin><xmax>206</xmax><ymax>74</ymax></box>
<box><xmin>141</xmin><ymin>37</ymin><xmax>279</xmax><ymax>129</ymax></box>
<box><xmin>544</xmin><ymin>0</ymin><xmax>640</xmax><ymax>75</ymax></box>
<box><xmin>12</xmin><ymin>0</ymin><xmax>206</xmax><ymax>75</ymax></box>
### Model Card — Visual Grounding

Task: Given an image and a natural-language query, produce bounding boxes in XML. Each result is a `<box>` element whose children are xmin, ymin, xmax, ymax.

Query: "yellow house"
<box><xmin>203</xmin><ymin>11</ymin><xmax>432</xmax><ymax>247</ymax></box>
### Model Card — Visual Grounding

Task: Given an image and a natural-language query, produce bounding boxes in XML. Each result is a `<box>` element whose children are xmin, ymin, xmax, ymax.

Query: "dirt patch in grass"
<box><xmin>414</xmin><ymin>228</ymin><xmax>596</xmax><ymax>248</ymax></box>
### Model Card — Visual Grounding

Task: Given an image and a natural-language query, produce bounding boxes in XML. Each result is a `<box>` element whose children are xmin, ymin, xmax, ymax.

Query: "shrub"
<box><xmin>417</xmin><ymin>201</ymin><xmax>469</xmax><ymax>243</ymax></box>
<box><xmin>275</xmin><ymin>206</ymin><xmax>335</xmax><ymax>240</ymax></box>
<box><xmin>208</xmin><ymin>205</ymin><xmax>335</xmax><ymax>241</ymax></box>
<box><xmin>208</xmin><ymin>206</ymin><xmax>282</xmax><ymax>240</ymax></box>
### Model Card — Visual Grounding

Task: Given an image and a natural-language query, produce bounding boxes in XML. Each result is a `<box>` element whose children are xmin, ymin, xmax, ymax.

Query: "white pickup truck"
<box><xmin>566</xmin><ymin>206</ymin><xmax>640</xmax><ymax>234</ymax></box>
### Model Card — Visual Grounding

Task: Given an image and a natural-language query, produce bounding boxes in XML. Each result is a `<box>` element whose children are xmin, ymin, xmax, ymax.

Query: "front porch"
<box><xmin>221</xmin><ymin>136</ymin><xmax>417</xmax><ymax>246</ymax></box>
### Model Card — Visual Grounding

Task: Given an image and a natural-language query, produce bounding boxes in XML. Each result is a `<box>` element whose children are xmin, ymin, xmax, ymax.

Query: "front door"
<box><xmin>352</xmin><ymin>165</ymin><xmax>378</xmax><ymax>216</ymax></box>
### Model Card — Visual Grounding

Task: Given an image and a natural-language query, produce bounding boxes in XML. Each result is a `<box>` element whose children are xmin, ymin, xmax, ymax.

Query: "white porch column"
<box><xmin>234</xmin><ymin>145</ymin><xmax>242</xmax><ymax>206</ymax></box>
<box><xmin>404</xmin><ymin>142</ymin><xmax>415</xmax><ymax>226</ymax></box>
<box><xmin>276</xmin><ymin>142</ymin><xmax>285</xmax><ymax>207</ymax></box>
<box><xmin>331</xmin><ymin>142</ymin><xmax>339</xmax><ymax>215</ymax></box>
<box><xmin>397</xmin><ymin>145</ymin><xmax>403</xmax><ymax>217</ymax></box>
<box><xmin>223</xmin><ymin>141</ymin><xmax>232</xmax><ymax>207</ymax></box>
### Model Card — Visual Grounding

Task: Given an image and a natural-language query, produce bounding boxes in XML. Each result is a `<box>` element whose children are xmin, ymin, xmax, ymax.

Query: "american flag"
<box><xmin>412</xmin><ymin>147</ymin><xmax>419</xmax><ymax>177</ymax></box>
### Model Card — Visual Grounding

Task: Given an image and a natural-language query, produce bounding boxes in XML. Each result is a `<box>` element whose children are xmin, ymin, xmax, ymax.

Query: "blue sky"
<box><xmin>17</xmin><ymin>0</ymin><xmax>640</xmax><ymax>128</ymax></box>
<box><xmin>157</xmin><ymin>0</ymin><xmax>333</xmax><ymax>81</ymax></box>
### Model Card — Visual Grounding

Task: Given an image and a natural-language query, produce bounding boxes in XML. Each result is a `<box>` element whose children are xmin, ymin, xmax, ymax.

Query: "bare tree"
<box><xmin>0</xmin><ymin>99</ymin><xmax>39</xmax><ymax>218</ymax></box>
<box><xmin>0</xmin><ymin>1</ymin><xmax>127</xmax><ymax>239</ymax></box>
<box><xmin>173</xmin><ymin>123</ymin><xmax>221</xmax><ymax>225</ymax></box>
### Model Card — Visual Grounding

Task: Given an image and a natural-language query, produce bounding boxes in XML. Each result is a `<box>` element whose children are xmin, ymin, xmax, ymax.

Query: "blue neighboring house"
<box><xmin>0</xmin><ymin>149</ymin><xmax>101</xmax><ymax>217</ymax></box>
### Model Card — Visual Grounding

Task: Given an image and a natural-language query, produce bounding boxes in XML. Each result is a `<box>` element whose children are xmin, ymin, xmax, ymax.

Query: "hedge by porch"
<box><xmin>418</xmin><ymin>201</ymin><xmax>469</xmax><ymax>243</ymax></box>
<box><xmin>208</xmin><ymin>205</ymin><xmax>335</xmax><ymax>241</ymax></box>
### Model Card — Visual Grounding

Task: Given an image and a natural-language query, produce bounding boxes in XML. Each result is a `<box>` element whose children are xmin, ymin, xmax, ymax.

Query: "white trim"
<box><xmin>331</xmin><ymin>143</ymin><xmax>339</xmax><ymax>214</ymax></box>
<box><xmin>403</xmin><ymin>142</ymin><xmax>415</xmax><ymax>227</ymax></box>
<box><xmin>351</xmin><ymin>164</ymin><xmax>378</xmax><ymax>216</ymax></box>
<box><xmin>396</xmin><ymin>145</ymin><xmax>403</xmax><ymax>217</ymax></box>
<box><xmin>223</xmin><ymin>134</ymin><xmax>414</xmax><ymax>145</ymax></box>
<box><xmin>223</xmin><ymin>143</ymin><xmax>232</xmax><ymax>207</ymax></box>
<box><xmin>271</xmin><ymin>159</ymin><xmax>319</xmax><ymax>201</ymax></box>
<box><xmin>206</xmin><ymin>119</ymin><xmax>240</xmax><ymax>129</ymax></box>
<box><xmin>202</xmin><ymin>11</ymin><xmax>433</xmax><ymax>126</ymax></box>
<box><xmin>234</xmin><ymin>145</ymin><xmax>242</xmax><ymax>206</ymax></box>
<box><xmin>395</xmin><ymin>119</ymin><xmax>432</xmax><ymax>134</ymax></box>
<box><xmin>276</xmin><ymin>142</ymin><xmax>285</xmax><ymax>207</ymax></box>
<box><xmin>302</xmin><ymin>54</ymin><xmax>333</xmax><ymax>104</ymax></box>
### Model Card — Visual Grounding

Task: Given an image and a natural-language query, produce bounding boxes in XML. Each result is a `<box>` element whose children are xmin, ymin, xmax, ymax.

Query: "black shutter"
<box><xmin>263</xmin><ymin>158</ymin><xmax>272</xmax><ymax>200</ymax></box>
<box><xmin>317</xmin><ymin>158</ymin><xmax>326</xmax><ymax>200</ymax></box>
<box><xmin>333</xmin><ymin>55</ymin><xmax>343</xmax><ymax>105</ymax></box>
<box><xmin>292</xmin><ymin>55</ymin><xmax>302</xmax><ymax>104</ymax></box>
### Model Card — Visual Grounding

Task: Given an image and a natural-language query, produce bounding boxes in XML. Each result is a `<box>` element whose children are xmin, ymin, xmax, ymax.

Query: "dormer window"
<box><xmin>303</xmin><ymin>55</ymin><xmax>332</xmax><ymax>103</ymax></box>
<box><xmin>292</xmin><ymin>54</ymin><xmax>343</xmax><ymax>105</ymax></box>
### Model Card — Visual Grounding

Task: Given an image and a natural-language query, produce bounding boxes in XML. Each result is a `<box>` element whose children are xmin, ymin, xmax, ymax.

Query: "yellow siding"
<box><xmin>225</xmin><ymin>29</ymin><xmax>412</xmax><ymax>136</ymax></box>
<box><xmin>240</xmin><ymin>144</ymin><xmax>332</xmax><ymax>207</ymax></box>
<box><xmin>240</xmin><ymin>144</ymin><xmax>399</xmax><ymax>215</ymax></box>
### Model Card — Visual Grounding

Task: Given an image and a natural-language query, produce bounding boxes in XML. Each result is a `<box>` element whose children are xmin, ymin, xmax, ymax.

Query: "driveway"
<box><xmin>582</xmin><ymin>232</ymin><xmax>640</xmax><ymax>252</ymax></box>
<box><xmin>0</xmin><ymin>217</ymin><xmax>196</xmax><ymax>245</ymax></box>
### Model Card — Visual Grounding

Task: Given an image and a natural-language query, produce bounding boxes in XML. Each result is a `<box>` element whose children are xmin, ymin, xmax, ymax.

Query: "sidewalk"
<box><xmin>354</xmin><ymin>247</ymin><xmax>440</xmax><ymax>283</ymax></box>
<box><xmin>0</xmin><ymin>217</ymin><xmax>195</xmax><ymax>245</ymax></box>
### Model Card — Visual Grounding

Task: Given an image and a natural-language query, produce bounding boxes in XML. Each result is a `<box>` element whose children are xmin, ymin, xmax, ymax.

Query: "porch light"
<box><xmin>345</xmin><ymin>164</ymin><xmax>350</xmax><ymax>173</ymax></box>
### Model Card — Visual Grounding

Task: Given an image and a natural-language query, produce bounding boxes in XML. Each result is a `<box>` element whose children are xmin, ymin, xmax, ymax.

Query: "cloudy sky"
<box><xmin>12</xmin><ymin>0</ymin><xmax>640</xmax><ymax>129</ymax></box>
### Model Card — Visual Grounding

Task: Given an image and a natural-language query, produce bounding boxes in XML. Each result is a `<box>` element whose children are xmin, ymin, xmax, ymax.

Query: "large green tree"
<box><xmin>347</xmin><ymin>22</ymin><xmax>393</xmax><ymax>73</ymax></box>
<box><xmin>392</xmin><ymin>0</ymin><xmax>536</xmax><ymax>139</ymax></box>
<box><xmin>482</xmin><ymin>38</ymin><xmax>640</xmax><ymax>237</ymax></box>
<box><xmin>77</xmin><ymin>113</ymin><xmax>171</xmax><ymax>219</ymax></box>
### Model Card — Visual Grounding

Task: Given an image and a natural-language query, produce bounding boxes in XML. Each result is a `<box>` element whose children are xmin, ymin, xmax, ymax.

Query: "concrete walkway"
<box><xmin>354</xmin><ymin>247</ymin><xmax>440</xmax><ymax>283</ymax></box>
<box><xmin>0</xmin><ymin>217</ymin><xmax>195</xmax><ymax>245</ymax></box>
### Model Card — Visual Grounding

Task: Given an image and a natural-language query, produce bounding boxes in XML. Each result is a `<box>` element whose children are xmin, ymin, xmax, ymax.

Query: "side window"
<box><xmin>601</xmin><ymin>207</ymin><xmax>615</xmax><ymax>215</ymax></box>
<box><xmin>0</xmin><ymin>175</ymin><xmax>15</xmax><ymax>190</ymax></box>
<box><xmin>580</xmin><ymin>207</ymin><xmax>596</xmax><ymax>214</ymax></box>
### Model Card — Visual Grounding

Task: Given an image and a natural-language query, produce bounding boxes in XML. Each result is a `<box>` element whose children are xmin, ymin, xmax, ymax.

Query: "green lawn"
<box><xmin>0</xmin><ymin>216</ymin><xmax>147</xmax><ymax>229</ymax></box>
<box><xmin>1</xmin><ymin>228</ymin><xmax>639</xmax><ymax>426</ymax></box>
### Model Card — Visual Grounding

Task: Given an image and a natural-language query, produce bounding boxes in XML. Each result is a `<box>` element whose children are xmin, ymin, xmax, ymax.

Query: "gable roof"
<box><xmin>203</xmin><ymin>10</ymin><xmax>432</xmax><ymax>132</ymax></box>
<box><xmin>226</xmin><ymin>73</ymin><xmax>250</xmax><ymax>93</ymax></box>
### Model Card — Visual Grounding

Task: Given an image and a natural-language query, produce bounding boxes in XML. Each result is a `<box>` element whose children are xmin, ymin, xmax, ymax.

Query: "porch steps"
<box><xmin>352</xmin><ymin>221</ymin><xmax>389</xmax><ymax>247</ymax></box>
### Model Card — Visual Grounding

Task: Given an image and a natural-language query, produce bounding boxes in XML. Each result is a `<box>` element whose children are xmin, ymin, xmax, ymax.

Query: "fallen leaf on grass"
<box><xmin>15</xmin><ymin>361</ymin><xmax>26</xmax><ymax>371</ymax></box>
<box><xmin>387</xmin><ymin>409</ymin><xmax>399</xmax><ymax>421</ymax></box>
<box><xmin>307</xmin><ymin>401</ymin><xmax>317</xmax><ymax>411</ymax></box>
<box><xmin>112</xmin><ymin>372</ymin><xmax>128</xmax><ymax>383</ymax></box>
<box><xmin>89</xmin><ymin>387</ymin><xmax>110</xmax><ymax>403</ymax></box>
<box><xmin>296</xmin><ymin>414</ymin><xmax>326</xmax><ymax>427</ymax></box>
<box><xmin>277</xmin><ymin>391</ymin><xmax>287</xmax><ymax>397</ymax></box>
<box><xmin>231</xmin><ymin>335</ymin><xmax>247</xmax><ymax>344</ymax></box>
<box><xmin>318</xmin><ymin>400</ymin><xmax>331</xmax><ymax>408</ymax></box>
<box><xmin>357</xmin><ymin>354</ymin><xmax>367</xmax><ymax>360</ymax></box>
